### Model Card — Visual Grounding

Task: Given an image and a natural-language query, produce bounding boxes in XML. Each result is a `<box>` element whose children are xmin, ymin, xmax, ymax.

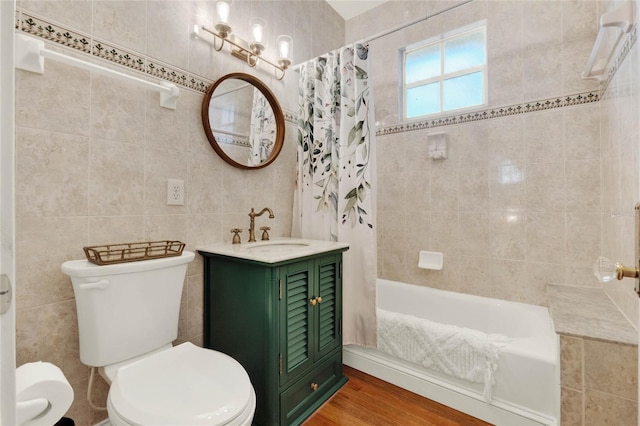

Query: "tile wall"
<box><xmin>347</xmin><ymin>1</ymin><xmax>639</xmax><ymax>425</ymax></box>
<box><xmin>600</xmin><ymin>3</ymin><xmax>640</xmax><ymax>329</ymax></box>
<box><xmin>347</xmin><ymin>0</ymin><xmax>619</xmax><ymax>305</ymax></box>
<box><xmin>14</xmin><ymin>0</ymin><xmax>640</xmax><ymax>425</ymax></box>
<box><xmin>561</xmin><ymin>336</ymin><xmax>637</xmax><ymax>425</ymax></box>
<box><xmin>13</xmin><ymin>1</ymin><xmax>344</xmax><ymax>424</ymax></box>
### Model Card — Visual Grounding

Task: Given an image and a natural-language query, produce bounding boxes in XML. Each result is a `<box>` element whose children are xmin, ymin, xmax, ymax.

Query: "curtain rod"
<box><xmin>357</xmin><ymin>0</ymin><xmax>475</xmax><ymax>44</ymax></box>
<box><xmin>292</xmin><ymin>0</ymin><xmax>475</xmax><ymax>71</ymax></box>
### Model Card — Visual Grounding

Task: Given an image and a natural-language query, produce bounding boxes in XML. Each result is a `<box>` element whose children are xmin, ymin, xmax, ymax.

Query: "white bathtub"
<box><xmin>343</xmin><ymin>279</ymin><xmax>560</xmax><ymax>426</ymax></box>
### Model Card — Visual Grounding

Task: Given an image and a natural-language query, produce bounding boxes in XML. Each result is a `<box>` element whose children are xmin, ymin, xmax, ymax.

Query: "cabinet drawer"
<box><xmin>280</xmin><ymin>352</ymin><xmax>343</xmax><ymax>425</ymax></box>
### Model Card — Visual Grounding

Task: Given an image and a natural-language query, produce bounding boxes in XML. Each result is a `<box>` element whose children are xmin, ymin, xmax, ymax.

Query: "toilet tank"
<box><xmin>61</xmin><ymin>251</ymin><xmax>195</xmax><ymax>367</ymax></box>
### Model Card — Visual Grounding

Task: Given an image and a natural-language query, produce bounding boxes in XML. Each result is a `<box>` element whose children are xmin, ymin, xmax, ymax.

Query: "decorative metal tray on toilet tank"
<box><xmin>83</xmin><ymin>240</ymin><xmax>185</xmax><ymax>265</ymax></box>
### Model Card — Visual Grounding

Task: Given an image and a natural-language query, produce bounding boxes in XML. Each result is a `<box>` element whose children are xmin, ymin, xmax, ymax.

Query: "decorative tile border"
<box><xmin>16</xmin><ymin>7</ymin><xmax>299</xmax><ymax>125</ymax></box>
<box><xmin>217</xmin><ymin>135</ymin><xmax>251</xmax><ymax>148</ymax></box>
<box><xmin>15</xmin><ymin>7</ymin><xmax>632</xmax><ymax>136</ymax></box>
<box><xmin>283</xmin><ymin>111</ymin><xmax>297</xmax><ymax>124</ymax></box>
<box><xmin>376</xmin><ymin>90</ymin><xmax>600</xmax><ymax>136</ymax></box>
<box><xmin>16</xmin><ymin>8</ymin><xmax>210</xmax><ymax>95</ymax></box>
<box><xmin>92</xmin><ymin>39</ymin><xmax>146</xmax><ymax>73</ymax></box>
<box><xmin>19</xmin><ymin>12</ymin><xmax>91</xmax><ymax>54</ymax></box>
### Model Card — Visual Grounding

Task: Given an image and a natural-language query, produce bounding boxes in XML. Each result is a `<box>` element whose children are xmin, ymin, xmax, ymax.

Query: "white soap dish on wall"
<box><xmin>418</xmin><ymin>251</ymin><xmax>443</xmax><ymax>270</ymax></box>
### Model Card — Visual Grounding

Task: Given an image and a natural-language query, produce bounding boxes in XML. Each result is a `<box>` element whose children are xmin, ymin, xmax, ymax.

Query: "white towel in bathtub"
<box><xmin>377</xmin><ymin>308</ymin><xmax>508</xmax><ymax>401</ymax></box>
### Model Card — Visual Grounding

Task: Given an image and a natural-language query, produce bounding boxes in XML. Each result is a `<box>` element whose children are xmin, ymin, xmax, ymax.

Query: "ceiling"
<box><xmin>326</xmin><ymin>0</ymin><xmax>388</xmax><ymax>21</ymax></box>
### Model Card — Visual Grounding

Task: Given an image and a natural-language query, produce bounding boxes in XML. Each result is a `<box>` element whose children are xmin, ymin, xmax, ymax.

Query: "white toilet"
<box><xmin>61</xmin><ymin>251</ymin><xmax>255</xmax><ymax>425</ymax></box>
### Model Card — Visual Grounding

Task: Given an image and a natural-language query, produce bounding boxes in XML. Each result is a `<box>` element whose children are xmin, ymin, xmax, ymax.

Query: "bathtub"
<box><xmin>343</xmin><ymin>279</ymin><xmax>560</xmax><ymax>426</ymax></box>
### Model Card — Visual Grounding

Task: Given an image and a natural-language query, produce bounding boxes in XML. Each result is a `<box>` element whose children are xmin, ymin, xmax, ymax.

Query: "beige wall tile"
<box><xmin>20</xmin><ymin>0</ymin><xmax>93</xmax><ymax>33</ymax></box>
<box><xmin>458</xmin><ymin>167</ymin><xmax>490</xmax><ymax>212</ymax></box>
<box><xmin>187</xmin><ymin>150</ymin><xmax>223</xmax><ymax>215</ymax></box>
<box><xmin>525</xmin><ymin>213</ymin><xmax>566</xmax><ymax>263</ymax></box>
<box><xmin>561</xmin><ymin>335</ymin><xmax>583</xmax><ymax>390</ymax></box>
<box><xmin>489</xmin><ymin>259</ymin><xmax>525</xmax><ymax>301</ymax></box>
<box><xmin>565</xmin><ymin>160</ymin><xmax>601</xmax><ymax>213</ymax></box>
<box><xmin>16</xmin><ymin>127</ymin><xmax>89</xmax><ymax>217</ymax></box>
<box><xmin>90</xmin><ymin>73</ymin><xmax>146</xmax><ymax>144</ymax></box>
<box><xmin>490</xmin><ymin>211</ymin><xmax>525</xmax><ymax>261</ymax></box>
<box><xmin>561</xmin><ymin>386</ymin><xmax>584</xmax><ymax>426</ymax></box>
<box><xmin>526</xmin><ymin>162</ymin><xmax>565</xmax><ymax>212</ymax></box>
<box><xmin>88</xmin><ymin>216</ymin><xmax>145</xmax><ymax>245</ymax></box>
<box><xmin>93</xmin><ymin>1</ymin><xmax>147</xmax><ymax>53</ymax></box>
<box><xmin>584</xmin><ymin>339</ymin><xmax>638</xmax><ymax>400</ymax></box>
<box><xmin>566</xmin><ymin>214</ymin><xmax>601</xmax><ymax>267</ymax></box>
<box><xmin>523</xmin><ymin>261</ymin><xmax>563</xmax><ymax>305</ymax></box>
<box><xmin>565</xmin><ymin>105</ymin><xmax>601</xmax><ymax>161</ymax></box>
<box><xmin>488</xmin><ymin>116</ymin><xmax>524</xmax><ymax>166</ymax></box>
<box><xmin>16</xmin><ymin>300</ymin><xmax>86</xmax><ymax>384</ymax></box>
<box><xmin>89</xmin><ymin>140</ymin><xmax>144</xmax><ymax>216</ymax></box>
<box><xmin>524</xmin><ymin>110</ymin><xmax>564</xmax><ymax>164</ymax></box>
<box><xmin>585</xmin><ymin>389</ymin><xmax>637</xmax><ymax>426</ymax></box>
<box><xmin>16</xmin><ymin>62</ymin><xmax>91</xmax><ymax>136</ymax></box>
<box><xmin>16</xmin><ymin>217</ymin><xmax>88</xmax><ymax>309</ymax></box>
<box><xmin>430</xmin><ymin>168</ymin><xmax>459</xmax><ymax>212</ymax></box>
<box><xmin>147</xmin><ymin>1</ymin><xmax>190</xmax><ymax>69</ymax></box>
<box><xmin>459</xmin><ymin>211</ymin><xmax>492</xmax><ymax>257</ymax></box>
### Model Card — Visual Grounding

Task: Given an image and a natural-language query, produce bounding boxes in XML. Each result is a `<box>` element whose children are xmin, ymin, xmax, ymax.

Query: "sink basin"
<box><xmin>243</xmin><ymin>241</ymin><xmax>311</xmax><ymax>254</ymax></box>
<box><xmin>197</xmin><ymin>238</ymin><xmax>349</xmax><ymax>263</ymax></box>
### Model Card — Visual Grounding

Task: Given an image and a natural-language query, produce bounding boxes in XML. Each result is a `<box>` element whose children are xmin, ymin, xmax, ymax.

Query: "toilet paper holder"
<box><xmin>16</xmin><ymin>361</ymin><xmax>73</xmax><ymax>426</ymax></box>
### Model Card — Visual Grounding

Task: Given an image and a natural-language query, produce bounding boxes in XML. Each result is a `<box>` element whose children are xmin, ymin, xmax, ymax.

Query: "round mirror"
<box><xmin>201</xmin><ymin>73</ymin><xmax>285</xmax><ymax>169</ymax></box>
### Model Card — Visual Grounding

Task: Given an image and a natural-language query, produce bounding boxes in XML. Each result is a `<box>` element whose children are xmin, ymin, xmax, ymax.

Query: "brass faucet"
<box><xmin>248</xmin><ymin>207</ymin><xmax>275</xmax><ymax>242</ymax></box>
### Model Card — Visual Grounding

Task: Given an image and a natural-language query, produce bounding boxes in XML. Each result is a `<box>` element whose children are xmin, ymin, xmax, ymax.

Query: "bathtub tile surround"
<box><xmin>560</xmin><ymin>335</ymin><xmax>638</xmax><ymax>426</ymax></box>
<box><xmin>13</xmin><ymin>1</ymin><xmax>344</xmax><ymax>424</ymax></box>
<box><xmin>548</xmin><ymin>284</ymin><xmax>636</xmax><ymax>346</ymax></box>
<box><xmin>349</xmin><ymin>1</ymin><xmax>637</xmax><ymax>316</ymax></box>
<box><xmin>346</xmin><ymin>1</ymin><xmax>639</xmax><ymax>425</ymax></box>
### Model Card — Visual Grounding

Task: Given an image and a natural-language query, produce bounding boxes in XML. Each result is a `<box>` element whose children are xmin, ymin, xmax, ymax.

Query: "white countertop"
<box><xmin>197</xmin><ymin>238</ymin><xmax>349</xmax><ymax>264</ymax></box>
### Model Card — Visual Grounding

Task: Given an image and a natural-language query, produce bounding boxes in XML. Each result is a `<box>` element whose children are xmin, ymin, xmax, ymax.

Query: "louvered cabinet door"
<box><xmin>279</xmin><ymin>260</ymin><xmax>314</xmax><ymax>388</ymax></box>
<box><xmin>314</xmin><ymin>255</ymin><xmax>342</xmax><ymax>360</ymax></box>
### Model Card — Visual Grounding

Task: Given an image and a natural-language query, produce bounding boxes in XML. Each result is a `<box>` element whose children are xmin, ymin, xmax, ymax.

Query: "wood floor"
<box><xmin>303</xmin><ymin>366</ymin><xmax>493</xmax><ymax>426</ymax></box>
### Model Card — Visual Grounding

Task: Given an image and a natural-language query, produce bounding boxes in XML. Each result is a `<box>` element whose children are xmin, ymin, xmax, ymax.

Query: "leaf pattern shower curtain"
<box><xmin>248</xmin><ymin>88</ymin><xmax>276</xmax><ymax>166</ymax></box>
<box><xmin>293</xmin><ymin>44</ymin><xmax>377</xmax><ymax>347</ymax></box>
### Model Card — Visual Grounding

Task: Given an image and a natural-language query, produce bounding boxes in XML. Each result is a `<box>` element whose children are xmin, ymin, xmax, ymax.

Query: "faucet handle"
<box><xmin>230</xmin><ymin>228</ymin><xmax>242</xmax><ymax>244</ymax></box>
<box><xmin>260</xmin><ymin>226</ymin><xmax>271</xmax><ymax>241</ymax></box>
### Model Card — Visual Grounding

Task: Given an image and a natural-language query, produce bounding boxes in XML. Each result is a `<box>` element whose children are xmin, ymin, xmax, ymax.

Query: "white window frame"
<box><xmin>401</xmin><ymin>21</ymin><xmax>487</xmax><ymax>121</ymax></box>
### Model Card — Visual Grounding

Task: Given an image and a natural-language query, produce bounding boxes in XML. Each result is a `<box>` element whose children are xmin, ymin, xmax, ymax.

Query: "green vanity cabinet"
<box><xmin>199</xmin><ymin>247</ymin><xmax>348</xmax><ymax>426</ymax></box>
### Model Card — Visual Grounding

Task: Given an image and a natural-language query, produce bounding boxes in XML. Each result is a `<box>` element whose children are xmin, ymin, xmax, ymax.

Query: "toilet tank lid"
<box><xmin>61</xmin><ymin>251</ymin><xmax>195</xmax><ymax>277</ymax></box>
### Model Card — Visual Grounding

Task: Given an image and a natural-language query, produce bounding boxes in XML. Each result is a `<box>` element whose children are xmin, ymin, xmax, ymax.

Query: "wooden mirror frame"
<box><xmin>201</xmin><ymin>73</ymin><xmax>285</xmax><ymax>170</ymax></box>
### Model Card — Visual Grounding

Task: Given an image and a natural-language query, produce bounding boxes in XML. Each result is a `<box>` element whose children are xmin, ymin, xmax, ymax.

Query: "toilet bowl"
<box><xmin>61</xmin><ymin>251</ymin><xmax>256</xmax><ymax>426</ymax></box>
<box><xmin>106</xmin><ymin>343</ymin><xmax>255</xmax><ymax>426</ymax></box>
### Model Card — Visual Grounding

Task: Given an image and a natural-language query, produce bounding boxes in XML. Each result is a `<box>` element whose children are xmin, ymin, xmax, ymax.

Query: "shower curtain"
<box><xmin>293</xmin><ymin>43</ymin><xmax>377</xmax><ymax>347</ymax></box>
<box><xmin>248</xmin><ymin>88</ymin><xmax>276</xmax><ymax>166</ymax></box>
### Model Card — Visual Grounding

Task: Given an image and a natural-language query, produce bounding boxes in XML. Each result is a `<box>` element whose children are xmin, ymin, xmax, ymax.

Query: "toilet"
<box><xmin>61</xmin><ymin>251</ymin><xmax>255</xmax><ymax>425</ymax></box>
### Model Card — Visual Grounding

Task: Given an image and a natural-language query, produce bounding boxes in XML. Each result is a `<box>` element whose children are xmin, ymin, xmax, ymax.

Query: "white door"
<box><xmin>0</xmin><ymin>0</ymin><xmax>17</xmax><ymax>424</ymax></box>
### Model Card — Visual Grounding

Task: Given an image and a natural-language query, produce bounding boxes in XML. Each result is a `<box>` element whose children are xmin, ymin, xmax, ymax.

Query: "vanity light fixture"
<box><xmin>195</xmin><ymin>1</ymin><xmax>293</xmax><ymax>80</ymax></box>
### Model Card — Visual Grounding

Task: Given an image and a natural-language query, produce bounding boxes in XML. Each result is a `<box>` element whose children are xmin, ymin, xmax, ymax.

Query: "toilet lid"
<box><xmin>109</xmin><ymin>342</ymin><xmax>253</xmax><ymax>426</ymax></box>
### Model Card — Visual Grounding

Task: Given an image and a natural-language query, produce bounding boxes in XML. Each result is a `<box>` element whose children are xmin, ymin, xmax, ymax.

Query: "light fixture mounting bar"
<box><xmin>201</xmin><ymin>25</ymin><xmax>287</xmax><ymax>80</ymax></box>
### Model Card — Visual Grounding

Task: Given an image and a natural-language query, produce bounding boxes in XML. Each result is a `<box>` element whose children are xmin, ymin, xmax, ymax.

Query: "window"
<box><xmin>402</xmin><ymin>22</ymin><xmax>487</xmax><ymax>120</ymax></box>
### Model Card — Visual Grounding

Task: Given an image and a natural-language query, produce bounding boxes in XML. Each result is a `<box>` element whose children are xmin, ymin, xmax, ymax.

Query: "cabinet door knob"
<box><xmin>316</xmin><ymin>296</ymin><xmax>322</xmax><ymax>304</ymax></box>
<box><xmin>311</xmin><ymin>382</ymin><xmax>318</xmax><ymax>391</ymax></box>
<box><xmin>309</xmin><ymin>297</ymin><xmax>317</xmax><ymax>306</ymax></box>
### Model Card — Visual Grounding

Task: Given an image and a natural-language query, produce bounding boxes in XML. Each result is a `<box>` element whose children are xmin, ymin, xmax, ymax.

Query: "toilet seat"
<box><xmin>108</xmin><ymin>342</ymin><xmax>255</xmax><ymax>426</ymax></box>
